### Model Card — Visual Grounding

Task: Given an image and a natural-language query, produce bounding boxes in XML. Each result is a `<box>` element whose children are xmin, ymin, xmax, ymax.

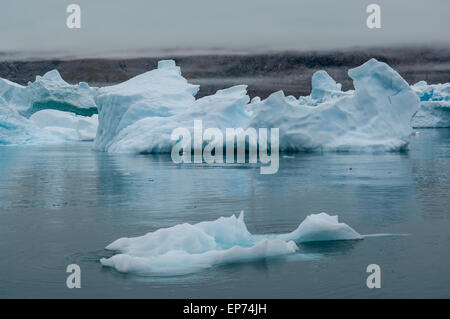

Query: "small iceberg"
<box><xmin>100</xmin><ymin>212</ymin><xmax>362</xmax><ymax>276</ymax></box>
<box><xmin>411</xmin><ymin>81</ymin><xmax>450</xmax><ymax>128</ymax></box>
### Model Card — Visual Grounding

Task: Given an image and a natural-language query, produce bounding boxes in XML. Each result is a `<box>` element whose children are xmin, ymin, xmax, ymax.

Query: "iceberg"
<box><xmin>411</xmin><ymin>81</ymin><xmax>450</xmax><ymax>128</ymax></box>
<box><xmin>25</xmin><ymin>70</ymin><xmax>98</xmax><ymax>117</ymax></box>
<box><xmin>301</xmin><ymin>70</ymin><xmax>351</xmax><ymax>106</ymax></box>
<box><xmin>30</xmin><ymin>109</ymin><xmax>99</xmax><ymax>141</ymax></box>
<box><xmin>94</xmin><ymin>60</ymin><xmax>199</xmax><ymax>152</ymax></box>
<box><xmin>94</xmin><ymin>58</ymin><xmax>420</xmax><ymax>154</ymax></box>
<box><xmin>100</xmin><ymin>85</ymin><xmax>250</xmax><ymax>153</ymax></box>
<box><xmin>3</xmin><ymin>57</ymin><xmax>448</xmax><ymax>150</ymax></box>
<box><xmin>100</xmin><ymin>212</ymin><xmax>361</xmax><ymax>276</ymax></box>
<box><xmin>248</xmin><ymin>59</ymin><xmax>420</xmax><ymax>152</ymax></box>
<box><xmin>0</xmin><ymin>97</ymin><xmax>58</xmax><ymax>145</ymax></box>
<box><xmin>0</xmin><ymin>94</ymin><xmax>98</xmax><ymax>144</ymax></box>
<box><xmin>0</xmin><ymin>78</ymin><xmax>30</xmax><ymax>112</ymax></box>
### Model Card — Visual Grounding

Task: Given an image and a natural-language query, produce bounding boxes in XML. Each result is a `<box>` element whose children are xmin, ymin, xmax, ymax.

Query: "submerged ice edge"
<box><xmin>99</xmin><ymin>212</ymin><xmax>398</xmax><ymax>276</ymax></box>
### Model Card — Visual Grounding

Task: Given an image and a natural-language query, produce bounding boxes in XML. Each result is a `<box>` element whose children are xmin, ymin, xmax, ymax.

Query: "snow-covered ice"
<box><xmin>30</xmin><ymin>110</ymin><xmax>98</xmax><ymax>141</ymax></box>
<box><xmin>411</xmin><ymin>81</ymin><xmax>450</xmax><ymax>128</ymax></box>
<box><xmin>0</xmin><ymin>70</ymin><xmax>98</xmax><ymax>117</ymax></box>
<box><xmin>100</xmin><ymin>212</ymin><xmax>361</xmax><ymax>276</ymax></box>
<box><xmin>2</xmin><ymin>58</ymin><xmax>450</xmax><ymax>149</ymax></box>
<box><xmin>99</xmin><ymin>85</ymin><xmax>250</xmax><ymax>153</ymax></box>
<box><xmin>0</xmin><ymin>70</ymin><xmax>100</xmax><ymax>144</ymax></box>
<box><xmin>0</xmin><ymin>78</ymin><xmax>30</xmax><ymax>112</ymax></box>
<box><xmin>94</xmin><ymin>58</ymin><xmax>421</xmax><ymax>154</ymax></box>
<box><xmin>248</xmin><ymin>59</ymin><xmax>419</xmax><ymax>151</ymax></box>
<box><xmin>93</xmin><ymin>60</ymin><xmax>199</xmax><ymax>152</ymax></box>
<box><xmin>0</xmin><ymin>97</ymin><xmax>57</xmax><ymax>145</ymax></box>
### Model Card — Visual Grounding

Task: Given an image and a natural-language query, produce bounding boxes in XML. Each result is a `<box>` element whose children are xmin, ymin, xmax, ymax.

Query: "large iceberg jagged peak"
<box><xmin>157</xmin><ymin>59</ymin><xmax>178</xmax><ymax>71</ymax></box>
<box><xmin>310</xmin><ymin>70</ymin><xmax>343</xmax><ymax>100</ymax></box>
<box><xmin>38</xmin><ymin>69</ymin><xmax>65</xmax><ymax>82</ymax></box>
<box><xmin>411</xmin><ymin>81</ymin><xmax>450</xmax><ymax>128</ymax></box>
<box><xmin>296</xmin><ymin>70</ymin><xmax>351</xmax><ymax>107</ymax></box>
<box><xmin>94</xmin><ymin>59</ymin><xmax>200</xmax><ymax>152</ymax></box>
<box><xmin>25</xmin><ymin>69</ymin><xmax>98</xmax><ymax>117</ymax></box>
<box><xmin>248</xmin><ymin>58</ymin><xmax>420</xmax><ymax>152</ymax></box>
<box><xmin>100</xmin><ymin>212</ymin><xmax>361</xmax><ymax>276</ymax></box>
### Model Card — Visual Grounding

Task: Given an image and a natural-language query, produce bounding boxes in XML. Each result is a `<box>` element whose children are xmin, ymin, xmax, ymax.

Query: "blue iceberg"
<box><xmin>100</xmin><ymin>212</ymin><xmax>362</xmax><ymax>276</ymax></box>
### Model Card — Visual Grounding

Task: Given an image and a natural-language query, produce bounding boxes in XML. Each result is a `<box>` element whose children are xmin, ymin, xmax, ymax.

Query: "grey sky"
<box><xmin>1</xmin><ymin>0</ymin><xmax>449</xmax><ymax>58</ymax></box>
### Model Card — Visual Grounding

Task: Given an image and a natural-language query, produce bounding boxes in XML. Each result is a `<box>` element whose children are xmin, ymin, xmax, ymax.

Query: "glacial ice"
<box><xmin>411</xmin><ymin>81</ymin><xmax>450</xmax><ymax>128</ymax></box>
<box><xmin>0</xmin><ymin>97</ymin><xmax>56</xmax><ymax>145</ymax></box>
<box><xmin>248</xmin><ymin>59</ymin><xmax>419</xmax><ymax>151</ymax></box>
<box><xmin>94</xmin><ymin>60</ymin><xmax>199</xmax><ymax>152</ymax></box>
<box><xmin>30</xmin><ymin>109</ymin><xmax>99</xmax><ymax>141</ymax></box>
<box><xmin>2</xmin><ymin>57</ymin><xmax>449</xmax><ymax>150</ymax></box>
<box><xmin>94</xmin><ymin>58</ymin><xmax>420</xmax><ymax>154</ymax></box>
<box><xmin>0</xmin><ymin>70</ymin><xmax>100</xmax><ymax>144</ymax></box>
<box><xmin>98</xmin><ymin>85</ymin><xmax>250</xmax><ymax>153</ymax></box>
<box><xmin>0</xmin><ymin>70</ymin><xmax>98</xmax><ymax>117</ymax></box>
<box><xmin>0</xmin><ymin>78</ymin><xmax>30</xmax><ymax>112</ymax></box>
<box><xmin>25</xmin><ymin>70</ymin><xmax>98</xmax><ymax>117</ymax></box>
<box><xmin>100</xmin><ymin>212</ymin><xmax>362</xmax><ymax>276</ymax></box>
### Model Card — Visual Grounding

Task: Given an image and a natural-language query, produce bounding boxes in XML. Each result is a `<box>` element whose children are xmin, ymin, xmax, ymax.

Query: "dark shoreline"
<box><xmin>1</xmin><ymin>47</ymin><xmax>450</xmax><ymax>99</ymax></box>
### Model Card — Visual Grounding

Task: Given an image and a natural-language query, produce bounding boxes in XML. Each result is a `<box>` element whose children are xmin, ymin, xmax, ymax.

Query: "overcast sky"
<box><xmin>1</xmin><ymin>0</ymin><xmax>449</xmax><ymax>58</ymax></box>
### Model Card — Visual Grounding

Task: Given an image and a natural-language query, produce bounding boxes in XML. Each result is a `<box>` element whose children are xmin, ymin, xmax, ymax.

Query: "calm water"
<box><xmin>0</xmin><ymin>129</ymin><xmax>449</xmax><ymax>298</ymax></box>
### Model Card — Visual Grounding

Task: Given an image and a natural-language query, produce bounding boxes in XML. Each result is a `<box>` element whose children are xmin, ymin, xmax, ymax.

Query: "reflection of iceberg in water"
<box><xmin>100</xmin><ymin>212</ymin><xmax>362</xmax><ymax>276</ymax></box>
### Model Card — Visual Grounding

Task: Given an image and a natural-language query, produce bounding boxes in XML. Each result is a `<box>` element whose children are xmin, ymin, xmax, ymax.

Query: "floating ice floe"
<box><xmin>410</xmin><ymin>81</ymin><xmax>450</xmax><ymax>128</ymax></box>
<box><xmin>100</xmin><ymin>212</ymin><xmax>362</xmax><ymax>276</ymax></box>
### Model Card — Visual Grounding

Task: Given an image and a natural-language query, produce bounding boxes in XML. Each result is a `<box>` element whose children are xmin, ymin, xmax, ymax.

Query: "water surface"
<box><xmin>0</xmin><ymin>129</ymin><xmax>449</xmax><ymax>298</ymax></box>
